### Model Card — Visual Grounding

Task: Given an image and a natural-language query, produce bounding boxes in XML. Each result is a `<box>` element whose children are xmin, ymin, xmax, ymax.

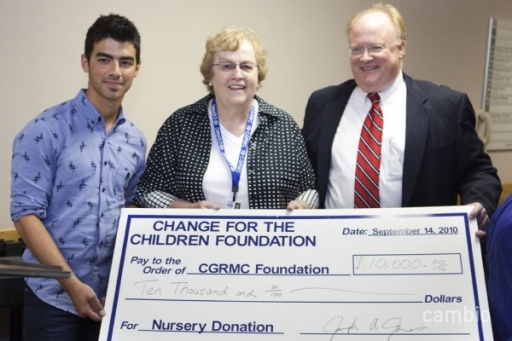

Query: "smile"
<box><xmin>105</xmin><ymin>81</ymin><xmax>123</xmax><ymax>87</ymax></box>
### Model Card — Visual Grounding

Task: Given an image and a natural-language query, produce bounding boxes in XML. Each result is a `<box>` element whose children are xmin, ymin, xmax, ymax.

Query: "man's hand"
<box><xmin>468</xmin><ymin>202</ymin><xmax>489</xmax><ymax>238</ymax></box>
<box><xmin>66</xmin><ymin>280</ymin><xmax>106</xmax><ymax>322</ymax></box>
<box><xmin>15</xmin><ymin>215</ymin><xmax>106</xmax><ymax>321</ymax></box>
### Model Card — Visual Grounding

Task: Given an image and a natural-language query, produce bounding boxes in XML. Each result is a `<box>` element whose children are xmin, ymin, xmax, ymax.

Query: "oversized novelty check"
<box><xmin>99</xmin><ymin>206</ymin><xmax>492</xmax><ymax>340</ymax></box>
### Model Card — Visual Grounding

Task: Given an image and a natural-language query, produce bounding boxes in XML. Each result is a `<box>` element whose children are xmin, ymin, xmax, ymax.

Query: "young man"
<box><xmin>10</xmin><ymin>14</ymin><xmax>146</xmax><ymax>340</ymax></box>
<box><xmin>302</xmin><ymin>3</ymin><xmax>501</xmax><ymax>231</ymax></box>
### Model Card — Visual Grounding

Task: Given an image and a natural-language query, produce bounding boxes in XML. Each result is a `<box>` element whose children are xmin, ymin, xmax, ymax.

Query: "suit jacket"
<box><xmin>302</xmin><ymin>73</ymin><xmax>501</xmax><ymax>214</ymax></box>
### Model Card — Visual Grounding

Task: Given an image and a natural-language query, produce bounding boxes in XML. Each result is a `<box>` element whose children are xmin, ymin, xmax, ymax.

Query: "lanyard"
<box><xmin>211</xmin><ymin>98</ymin><xmax>255</xmax><ymax>202</ymax></box>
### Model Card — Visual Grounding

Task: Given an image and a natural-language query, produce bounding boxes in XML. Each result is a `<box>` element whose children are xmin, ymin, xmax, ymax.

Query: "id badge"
<box><xmin>226</xmin><ymin>201</ymin><xmax>241</xmax><ymax>209</ymax></box>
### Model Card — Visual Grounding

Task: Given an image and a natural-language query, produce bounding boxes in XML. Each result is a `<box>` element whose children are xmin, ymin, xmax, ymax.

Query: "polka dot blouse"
<box><xmin>134</xmin><ymin>95</ymin><xmax>319</xmax><ymax>209</ymax></box>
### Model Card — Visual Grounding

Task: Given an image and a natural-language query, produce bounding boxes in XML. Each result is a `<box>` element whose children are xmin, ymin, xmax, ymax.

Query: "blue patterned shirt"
<box><xmin>10</xmin><ymin>89</ymin><xmax>147</xmax><ymax>315</ymax></box>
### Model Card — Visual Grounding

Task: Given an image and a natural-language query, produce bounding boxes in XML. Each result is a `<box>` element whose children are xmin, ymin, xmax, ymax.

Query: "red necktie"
<box><xmin>354</xmin><ymin>92</ymin><xmax>383</xmax><ymax>208</ymax></box>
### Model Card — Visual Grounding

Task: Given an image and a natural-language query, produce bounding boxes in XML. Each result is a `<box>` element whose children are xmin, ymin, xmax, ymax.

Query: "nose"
<box><xmin>232</xmin><ymin>64</ymin><xmax>243</xmax><ymax>78</ymax></box>
<box><xmin>360</xmin><ymin>49</ymin><xmax>373</xmax><ymax>61</ymax></box>
<box><xmin>109</xmin><ymin>61</ymin><xmax>122</xmax><ymax>77</ymax></box>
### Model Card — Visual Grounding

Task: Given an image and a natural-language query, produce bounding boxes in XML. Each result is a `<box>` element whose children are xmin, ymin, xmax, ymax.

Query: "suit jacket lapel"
<box><xmin>402</xmin><ymin>74</ymin><xmax>431</xmax><ymax>206</ymax></box>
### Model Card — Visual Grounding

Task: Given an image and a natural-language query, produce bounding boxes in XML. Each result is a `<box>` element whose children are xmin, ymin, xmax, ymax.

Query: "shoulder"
<box><xmin>487</xmin><ymin>195</ymin><xmax>512</xmax><ymax>253</ymax></box>
<box><xmin>165</xmin><ymin>96</ymin><xmax>211</xmax><ymax>123</ymax></box>
<box><xmin>491</xmin><ymin>195</ymin><xmax>512</xmax><ymax>227</ymax></box>
<box><xmin>15</xmin><ymin>99</ymin><xmax>75</xmax><ymax>139</ymax></box>
<box><xmin>176</xmin><ymin>95</ymin><xmax>211</xmax><ymax>115</ymax></box>
<box><xmin>159</xmin><ymin>96</ymin><xmax>210</xmax><ymax>128</ymax></box>
<box><xmin>308</xmin><ymin>80</ymin><xmax>357</xmax><ymax>102</ymax></box>
<box><xmin>256</xmin><ymin>96</ymin><xmax>289</xmax><ymax>118</ymax></box>
<box><xmin>155</xmin><ymin>96</ymin><xmax>211</xmax><ymax>139</ymax></box>
<box><xmin>256</xmin><ymin>96</ymin><xmax>298</xmax><ymax>127</ymax></box>
<box><xmin>405</xmin><ymin>74</ymin><xmax>467</xmax><ymax>103</ymax></box>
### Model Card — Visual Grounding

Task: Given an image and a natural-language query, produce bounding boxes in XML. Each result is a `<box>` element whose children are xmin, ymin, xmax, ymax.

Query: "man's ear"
<box><xmin>398</xmin><ymin>40</ymin><xmax>406</xmax><ymax>59</ymax></box>
<box><xmin>134</xmin><ymin>60</ymin><xmax>141</xmax><ymax>77</ymax></box>
<box><xmin>81</xmin><ymin>54</ymin><xmax>89</xmax><ymax>73</ymax></box>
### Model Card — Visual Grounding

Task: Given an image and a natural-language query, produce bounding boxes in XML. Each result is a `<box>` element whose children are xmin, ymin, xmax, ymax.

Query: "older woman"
<box><xmin>134</xmin><ymin>26</ymin><xmax>318</xmax><ymax>210</ymax></box>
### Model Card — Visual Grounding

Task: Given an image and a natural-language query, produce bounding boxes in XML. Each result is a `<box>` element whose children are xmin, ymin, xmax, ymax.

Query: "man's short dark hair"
<box><xmin>84</xmin><ymin>14</ymin><xmax>141</xmax><ymax>63</ymax></box>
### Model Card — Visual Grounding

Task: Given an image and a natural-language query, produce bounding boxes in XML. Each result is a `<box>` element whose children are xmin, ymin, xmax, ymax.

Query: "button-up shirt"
<box><xmin>10</xmin><ymin>89</ymin><xmax>146</xmax><ymax>315</ymax></box>
<box><xmin>326</xmin><ymin>72</ymin><xmax>406</xmax><ymax>208</ymax></box>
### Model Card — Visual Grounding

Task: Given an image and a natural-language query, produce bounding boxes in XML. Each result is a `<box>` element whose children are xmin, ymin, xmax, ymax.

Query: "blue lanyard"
<box><xmin>211</xmin><ymin>98</ymin><xmax>255</xmax><ymax>201</ymax></box>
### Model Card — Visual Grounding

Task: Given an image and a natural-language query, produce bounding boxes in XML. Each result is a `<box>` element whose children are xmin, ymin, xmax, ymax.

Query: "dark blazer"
<box><xmin>302</xmin><ymin>73</ymin><xmax>501</xmax><ymax>214</ymax></box>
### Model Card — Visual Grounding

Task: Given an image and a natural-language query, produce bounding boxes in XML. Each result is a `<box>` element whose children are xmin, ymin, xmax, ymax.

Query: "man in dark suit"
<box><xmin>302</xmin><ymin>3</ymin><xmax>501</xmax><ymax>229</ymax></box>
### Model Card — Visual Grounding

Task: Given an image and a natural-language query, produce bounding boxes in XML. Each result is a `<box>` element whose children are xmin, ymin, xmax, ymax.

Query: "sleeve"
<box><xmin>134</xmin><ymin>117</ymin><xmax>178</xmax><ymax>208</ymax></box>
<box><xmin>291</xmin><ymin>120</ymin><xmax>320</xmax><ymax>209</ymax></box>
<box><xmin>124</xmin><ymin>133</ymin><xmax>147</xmax><ymax>206</ymax></box>
<box><xmin>301</xmin><ymin>89</ymin><xmax>322</xmax><ymax>175</ymax></box>
<box><xmin>10</xmin><ymin>120</ymin><xmax>57</xmax><ymax>221</ymax></box>
<box><xmin>456</xmin><ymin>94</ymin><xmax>501</xmax><ymax>216</ymax></box>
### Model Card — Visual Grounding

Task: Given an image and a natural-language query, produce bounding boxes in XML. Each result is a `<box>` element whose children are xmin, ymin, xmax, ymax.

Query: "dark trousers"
<box><xmin>23</xmin><ymin>285</ymin><xmax>101</xmax><ymax>341</ymax></box>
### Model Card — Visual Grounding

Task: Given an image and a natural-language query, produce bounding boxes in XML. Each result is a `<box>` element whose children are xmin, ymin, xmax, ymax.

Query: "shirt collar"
<box><xmin>200</xmin><ymin>94</ymin><xmax>279</xmax><ymax>120</ymax></box>
<box><xmin>377</xmin><ymin>71</ymin><xmax>404</xmax><ymax>104</ymax></box>
<box><xmin>354</xmin><ymin>71</ymin><xmax>405</xmax><ymax>105</ymax></box>
<box><xmin>75</xmin><ymin>89</ymin><xmax>126</xmax><ymax>129</ymax></box>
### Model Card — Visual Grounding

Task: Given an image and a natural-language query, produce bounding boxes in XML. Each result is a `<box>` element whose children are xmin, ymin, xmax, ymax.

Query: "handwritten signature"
<box><xmin>324</xmin><ymin>315</ymin><xmax>427</xmax><ymax>341</ymax></box>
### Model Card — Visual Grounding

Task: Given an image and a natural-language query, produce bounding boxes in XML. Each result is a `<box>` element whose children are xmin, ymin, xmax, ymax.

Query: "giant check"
<box><xmin>99</xmin><ymin>206</ymin><xmax>492</xmax><ymax>340</ymax></box>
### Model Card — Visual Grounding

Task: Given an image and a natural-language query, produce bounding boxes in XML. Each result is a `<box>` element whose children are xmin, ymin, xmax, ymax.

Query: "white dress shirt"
<box><xmin>326</xmin><ymin>72</ymin><xmax>407</xmax><ymax>208</ymax></box>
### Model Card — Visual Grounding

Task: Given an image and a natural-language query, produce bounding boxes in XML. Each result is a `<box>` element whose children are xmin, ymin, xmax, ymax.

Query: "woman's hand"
<box><xmin>170</xmin><ymin>198</ymin><xmax>220</xmax><ymax>210</ymax></box>
<box><xmin>192</xmin><ymin>200</ymin><xmax>221</xmax><ymax>209</ymax></box>
<box><xmin>286</xmin><ymin>200</ymin><xmax>310</xmax><ymax>211</ymax></box>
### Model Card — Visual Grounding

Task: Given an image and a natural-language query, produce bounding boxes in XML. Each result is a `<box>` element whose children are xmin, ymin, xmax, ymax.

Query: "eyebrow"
<box><xmin>217</xmin><ymin>59</ymin><xmax>256</xmax><ymax>64</ymax></box>
<box><xmin>94</xmin><ymin>52</ymin><xmax>135</xmax><ymax>62</ymax></box>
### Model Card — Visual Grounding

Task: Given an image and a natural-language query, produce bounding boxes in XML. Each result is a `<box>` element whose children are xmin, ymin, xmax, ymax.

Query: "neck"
<box><xmin>213</xmin><ymin>100</ymin><xmax>252</xmax><ymax>137</ymax></box>
<box><xmin>85</xmin><ymin>90</ymin><xmax>122</xmax><ymax>132</ymax></box>
<box><xmin>102</xmin><ymin>110</ymin><xmax>120</xmax><ymax>132</ymax></box>
<box><xmin>97</xmin><ymin>104</ymin><xmax>121</xmax><ymax>132</ymax></box>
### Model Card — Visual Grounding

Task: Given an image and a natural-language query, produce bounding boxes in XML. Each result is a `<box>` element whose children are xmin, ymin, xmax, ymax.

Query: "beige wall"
<box><xmin>1</xmin><ymin>0</ymin><xmax>511</xmax><ymax>227</ymax></box>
